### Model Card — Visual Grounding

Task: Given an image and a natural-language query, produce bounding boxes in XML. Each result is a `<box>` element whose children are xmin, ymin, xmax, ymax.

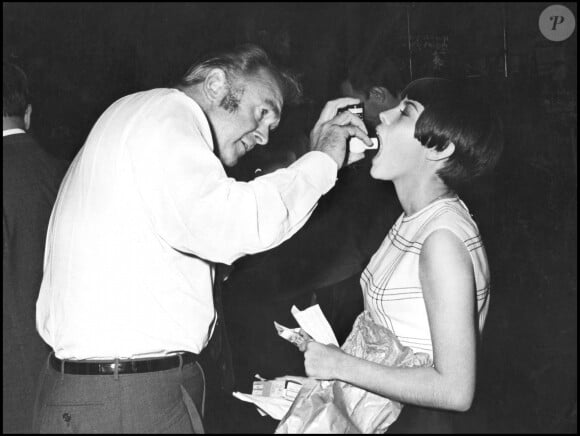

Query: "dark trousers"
<box><xmin>32</xmin><ymin>353</ymin><xmax>205</xmax><ymax>433</ymax></box>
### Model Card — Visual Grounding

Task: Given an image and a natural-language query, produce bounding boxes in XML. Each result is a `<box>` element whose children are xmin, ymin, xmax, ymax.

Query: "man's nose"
<box><xmin>253</xmin><ymin>125</ymin><xmax>269</xmax><ymax>146</ymax></box>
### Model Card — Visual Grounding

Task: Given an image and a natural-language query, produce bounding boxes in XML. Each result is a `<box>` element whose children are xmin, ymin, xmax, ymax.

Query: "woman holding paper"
<box><xmin>300</xmin><ymin>77</ymin><xmax>503</xmax><ymax>415</ymax></box>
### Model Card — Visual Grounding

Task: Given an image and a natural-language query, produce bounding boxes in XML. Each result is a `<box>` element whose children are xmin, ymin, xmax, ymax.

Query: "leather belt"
<box><xmin>50</xmin><ymin>352</ymin><xmax>197</xmax><ymax>375</ymax></box>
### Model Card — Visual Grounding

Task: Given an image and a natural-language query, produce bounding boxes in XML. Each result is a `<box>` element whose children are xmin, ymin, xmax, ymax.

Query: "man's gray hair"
<box><xmin>178</xmin><ymin>44</ymin><xmax>302</xmax><ymax>105</ymax></box>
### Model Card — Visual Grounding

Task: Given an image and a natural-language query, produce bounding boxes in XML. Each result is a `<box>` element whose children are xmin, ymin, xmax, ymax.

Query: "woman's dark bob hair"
<box><xmin>402</xmin><ymin>77</ymin><xmax>504</xmax><ymax>191</ymax></box>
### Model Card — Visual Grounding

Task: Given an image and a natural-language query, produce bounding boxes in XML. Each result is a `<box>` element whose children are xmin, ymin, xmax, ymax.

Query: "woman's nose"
<box><xmin>380</xmin><ymin>106</ymin><xmax>400</xmax><ymax>126</ymax></box>
<box><xmin>379</xmin><ymin>110</ymin><xmax>391</xmax><ymax>126</ymax></box>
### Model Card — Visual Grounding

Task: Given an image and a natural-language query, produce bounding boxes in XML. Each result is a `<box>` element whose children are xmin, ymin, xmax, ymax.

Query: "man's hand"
<box><xmin>302</xmin><ymin>341</ymin><xmax>348</xmax><ymax>380</ymax></box>
<box><xmin>309</xmin><ymin>98</ymin><xmax>372</xmax><ymax>169</ymax></box>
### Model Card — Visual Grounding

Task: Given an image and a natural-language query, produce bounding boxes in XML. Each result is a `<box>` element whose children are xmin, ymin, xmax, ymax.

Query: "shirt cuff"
<box><xmin>291</xmin><ymin>151</ymin><xmax>338</xmax><ymax>195</ymax></box>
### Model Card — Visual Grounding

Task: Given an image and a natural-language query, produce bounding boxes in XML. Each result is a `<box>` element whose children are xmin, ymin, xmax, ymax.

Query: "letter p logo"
<box><xmin>550</xmin><ymin>15</ymin><xmax>565</xmax><ymax>31</ymax></box>
<box><xmin>540</xmin><ymin>5</ymin><xmax>576</xmax><ymax>42</ymax></box>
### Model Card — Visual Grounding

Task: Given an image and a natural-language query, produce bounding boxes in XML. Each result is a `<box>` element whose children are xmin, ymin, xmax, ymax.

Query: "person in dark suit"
<box><xmin>3</xmin><ymin>61</ymin><xmax>68</xmax><ymax>433</ymax></box>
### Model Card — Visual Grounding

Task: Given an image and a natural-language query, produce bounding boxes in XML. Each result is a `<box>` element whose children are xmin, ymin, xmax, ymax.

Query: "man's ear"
<box><xmin>24</xmin><ymin>104</ymin><xmax>32</xmax><ymax>130</ymax></box>
<box><xmin>426</xmin><ymin>142</ymin><xmax>455</xmax><ymax>162</ymax></box>
<box><xmin>370</xmin><ymin>86</ymin><xmax>400</xmax><ymax>109</ymax></box>
<box><xmin>203</xmin><ymin>68</ymin><xmax>229</xmax><ymax>103</ymax></box>
<box><xmin>369</xmin><ymin>86</ymin><xmax>388</xmax><ymax>102</ymax></box>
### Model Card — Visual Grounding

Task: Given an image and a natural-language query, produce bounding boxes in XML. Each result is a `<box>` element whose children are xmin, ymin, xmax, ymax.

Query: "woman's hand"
<box><xmin>303</xmin><ymin>341</ymin><xmax>348</xmax><ymax>380</ymax></box>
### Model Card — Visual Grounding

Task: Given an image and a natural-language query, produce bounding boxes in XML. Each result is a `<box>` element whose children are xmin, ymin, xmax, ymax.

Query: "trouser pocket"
<box><xmin>39</xmin><ymin>402</ymin><xmax>110</xmax><ymax>433</ymax></box>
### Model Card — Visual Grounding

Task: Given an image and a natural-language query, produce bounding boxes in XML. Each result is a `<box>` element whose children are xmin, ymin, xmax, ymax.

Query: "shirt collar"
<box><xmin>3</xmin><ymin>128</ymin><xmax>27</xmax><ymax>137</ymax></box>
<box><xmin>174</xmin><ymin>90</ymin><xmax>214</xmax><ymax>149</ymax></box>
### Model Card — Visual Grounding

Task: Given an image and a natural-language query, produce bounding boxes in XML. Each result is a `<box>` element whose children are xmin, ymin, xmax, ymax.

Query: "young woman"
<box><xmin>301</xmin><ymin>77</ymin><xmax>503</xmax><ymax>414</ymax></box>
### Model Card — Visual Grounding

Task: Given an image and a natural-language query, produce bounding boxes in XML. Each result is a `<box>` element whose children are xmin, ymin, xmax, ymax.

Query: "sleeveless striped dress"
<box><xmin>361</xmin><ymin>197</ymin><xmax>490</xmax><ymax>357</ymax></box>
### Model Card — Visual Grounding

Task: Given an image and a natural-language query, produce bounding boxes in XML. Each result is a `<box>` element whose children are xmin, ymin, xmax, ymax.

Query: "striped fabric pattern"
<box><xmin>361</xmin><ymin>197</ymin><xmax>491</xmax><ymax>357</ymax></box>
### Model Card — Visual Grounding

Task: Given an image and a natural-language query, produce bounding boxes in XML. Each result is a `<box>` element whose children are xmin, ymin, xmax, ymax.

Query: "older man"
<box><xmin>33</xmin><ymin>44</ymin><xmax>371</xmax><ymax>433</ymax></box>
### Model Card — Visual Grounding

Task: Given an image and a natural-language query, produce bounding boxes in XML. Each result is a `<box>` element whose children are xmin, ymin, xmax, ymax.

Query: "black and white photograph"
<box><xmin>3</xmin><ymin>2</ymin><xmax>577</xmax><ymax>433</ymax></box>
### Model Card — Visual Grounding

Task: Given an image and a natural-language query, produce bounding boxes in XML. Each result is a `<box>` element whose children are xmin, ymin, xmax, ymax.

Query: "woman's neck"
<box><xmin>394</xmin><ymin>176</ymin><xmax>454</xmax><ymax>217</ymax></box>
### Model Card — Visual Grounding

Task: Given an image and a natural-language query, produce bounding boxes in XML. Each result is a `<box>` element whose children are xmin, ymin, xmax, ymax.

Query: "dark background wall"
<box><xmin>3</xmin><ymin>2</ymin><xmax>577</xmax><ymax>433</ymax></box>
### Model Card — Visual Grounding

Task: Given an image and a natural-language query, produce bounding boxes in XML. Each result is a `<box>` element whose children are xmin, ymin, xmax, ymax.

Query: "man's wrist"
<box><xmin>291</xmin><ymin>151</ymin><xmax>338</xmax><ymax>194</ymax></box>
<box><xmin>313</xmin><ymin>150</ymin><xmax>340</xmax><ymax>171</ymax></box>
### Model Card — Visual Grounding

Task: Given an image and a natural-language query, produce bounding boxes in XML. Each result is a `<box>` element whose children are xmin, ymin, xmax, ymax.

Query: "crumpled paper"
<box><xmin>275</xmin><ymin>311</ymin><xmax>433</xmax><ymax>434</ymax></box>
<box><xmin>232</xmin><ymin>392</ymin><xmax>293</xmax><ymax>420</ymax></box>
<box><xmin>232</xmin><ymin>375</ymin><xmax>317</xmax><ymax>420</ymax></box>
<box><xmin>234</xmin><ymin>304</ymin><xmax>338</xmax><ymax>420</ymax></box>
<box><xmin>274</xmin><ymin>321</ymin><xmax>311</xmax><ymax>349</ymax></box>
<box><xmin>290</xmin><ymin>304</ymin><xmax>339</xmax><ymax>346</ymax></box>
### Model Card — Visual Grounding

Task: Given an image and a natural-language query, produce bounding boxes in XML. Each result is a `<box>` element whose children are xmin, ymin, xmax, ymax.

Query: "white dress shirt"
<box><xmin>36</xmin><ymin>88</ymin><xmax>337</xmax><ymax>360</ymax></box>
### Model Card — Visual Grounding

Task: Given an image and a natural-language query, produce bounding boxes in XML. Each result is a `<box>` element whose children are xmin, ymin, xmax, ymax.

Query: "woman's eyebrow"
<box><xmin>404</xmin><ymin>100</ymin><xmax>420</xmax><ymax>112</ymax></box>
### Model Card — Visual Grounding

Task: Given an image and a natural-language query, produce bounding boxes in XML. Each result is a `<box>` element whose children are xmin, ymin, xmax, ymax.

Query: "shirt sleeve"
<box><xmin>125</xmin><ymin>102</ymin><xmax>338</xmax><ymax>265</ymax></box>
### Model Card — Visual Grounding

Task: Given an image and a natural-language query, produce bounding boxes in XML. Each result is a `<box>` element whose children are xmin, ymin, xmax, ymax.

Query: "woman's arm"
<box><xmin>303</xmin><ymin>229</ymin><xmax>477</xmax><ymax>411</ymax></box>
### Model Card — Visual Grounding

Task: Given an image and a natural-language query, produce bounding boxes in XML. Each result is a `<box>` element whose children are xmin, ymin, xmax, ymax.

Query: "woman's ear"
<box><xmin>426</xmin><ymin>142</ymin><xmax>455</xmax><ymax>161</ymax></box>
<box><xmin>203</xmin><ymin>68</ymin><xmax>229</xmax><ymax>103</ymax></box>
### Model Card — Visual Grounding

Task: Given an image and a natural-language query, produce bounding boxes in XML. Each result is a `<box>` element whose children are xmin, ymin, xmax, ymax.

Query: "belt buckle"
<box><xmin>99</xmin><ymin>361</ymin><xmax>117</xmax><ymax>375</ymax></box>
